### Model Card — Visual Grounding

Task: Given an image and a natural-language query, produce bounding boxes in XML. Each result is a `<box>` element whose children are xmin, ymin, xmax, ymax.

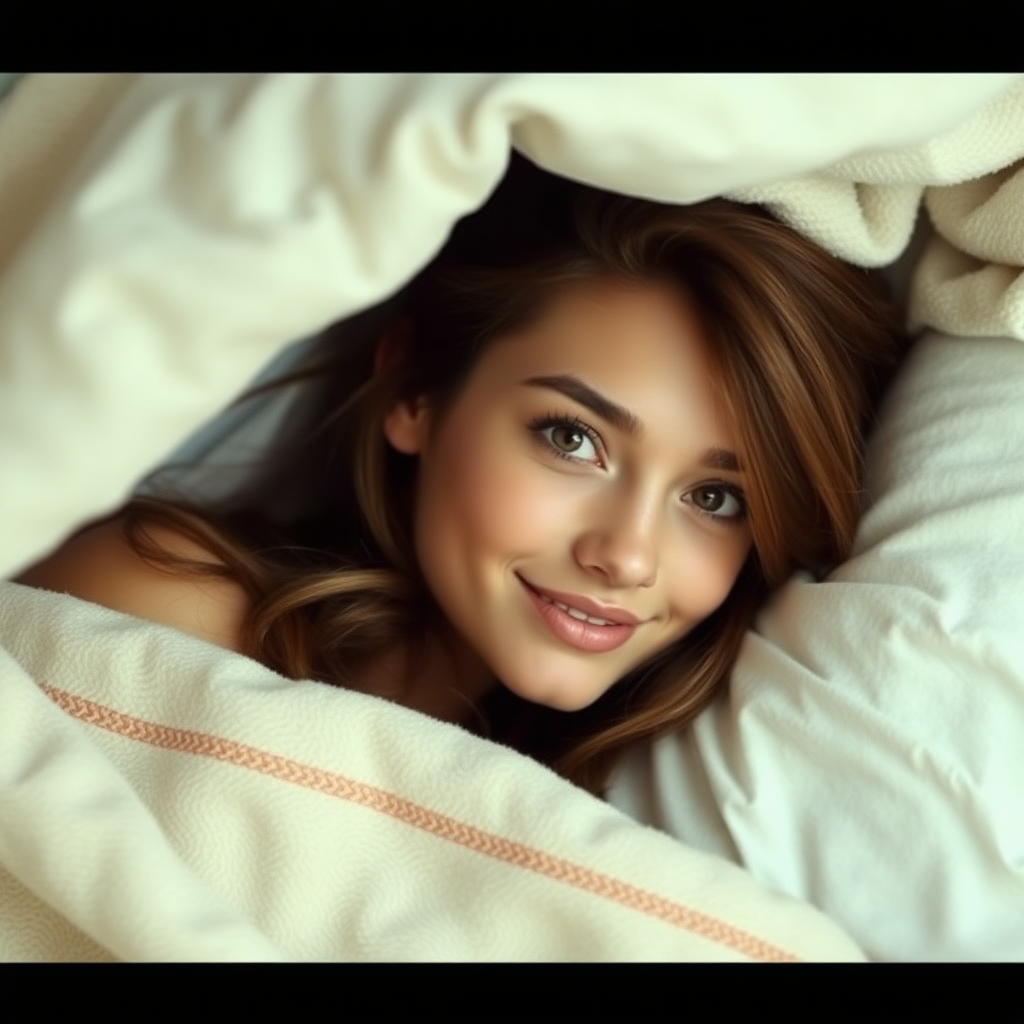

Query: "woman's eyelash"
<box><xmin>527</xmin><ymin>413</ymin><xmax>604</xmax><ymax>465</ymax></box>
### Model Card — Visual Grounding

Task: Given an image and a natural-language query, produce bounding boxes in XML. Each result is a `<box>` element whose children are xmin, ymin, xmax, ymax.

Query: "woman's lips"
<box><xmin>518</xmin><ymin>576</ymin><xmax>638</xmax><ymax>653</ymax></box>
<box><xmin>518</xmin><ymin>576</ymin><xmax>641</xmax><ymax>625</ymax></box>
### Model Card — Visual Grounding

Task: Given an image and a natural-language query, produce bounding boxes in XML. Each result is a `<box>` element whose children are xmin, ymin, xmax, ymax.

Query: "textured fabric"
<box><xmin>0</xmin><ymin>582</ymin><xmax>864</xmax><ymax>961</ymax></box>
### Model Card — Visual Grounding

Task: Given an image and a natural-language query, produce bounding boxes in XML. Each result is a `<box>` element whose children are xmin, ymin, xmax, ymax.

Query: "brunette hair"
<box><xmin>126</xmin><ymin>156</ymin><xmax>906</xmax><ymax>794</ymax></box>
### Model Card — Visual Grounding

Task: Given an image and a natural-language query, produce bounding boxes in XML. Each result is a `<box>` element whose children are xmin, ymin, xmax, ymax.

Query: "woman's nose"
<box><xmin>572</xmin><ymin>491</ymin><xmax>659</xmax><ymax>589</ymax></box>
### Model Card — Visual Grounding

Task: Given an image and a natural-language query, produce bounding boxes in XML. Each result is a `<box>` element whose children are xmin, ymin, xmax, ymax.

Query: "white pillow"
<box><xmin>609</xmin><ymin>329</ymin><xmax>1024</xmax><ymax>961</ymax></box>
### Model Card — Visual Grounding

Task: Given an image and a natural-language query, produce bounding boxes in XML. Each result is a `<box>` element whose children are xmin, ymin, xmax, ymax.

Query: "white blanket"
<box><xmin>3</xmin><ymin>73</ymin><xmax>1022</xmax><ymax>579</ymax></box>
<box><xmin>3</xmin><ymin>73</ymin><xmax>1024</xmax><ymax>961</ymax></box>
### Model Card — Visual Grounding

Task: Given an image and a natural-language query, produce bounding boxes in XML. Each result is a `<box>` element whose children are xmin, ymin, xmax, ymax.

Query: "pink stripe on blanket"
<box><xmin>42</xmin><ymin>683</ymin><xmax>799</xmax><ymax>962</ymax></box>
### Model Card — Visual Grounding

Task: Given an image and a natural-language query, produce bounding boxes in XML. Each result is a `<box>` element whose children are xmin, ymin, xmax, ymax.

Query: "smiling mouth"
<box><xmin>516</xmin><ymin>574</ymin><xmax>642</xmax><ymax>626</ymax></box>
<box><xmin>517</xmin><ymin>575</ymin><xmax>639</xmax><ymax>654</ymax></box>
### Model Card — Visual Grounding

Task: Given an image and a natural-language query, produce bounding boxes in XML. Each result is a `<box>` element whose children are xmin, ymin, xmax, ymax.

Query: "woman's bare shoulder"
<box><xmin>16</xmin><ymin>514</ymin><xmax>250</xmax><ymax>653</ymax></box>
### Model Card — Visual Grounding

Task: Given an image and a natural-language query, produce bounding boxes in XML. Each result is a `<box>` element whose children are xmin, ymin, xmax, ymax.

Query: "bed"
<box><xmin>1</xmin><ymin>73</ymin><xmax>1022</xmax><ymax>961</ymax></box>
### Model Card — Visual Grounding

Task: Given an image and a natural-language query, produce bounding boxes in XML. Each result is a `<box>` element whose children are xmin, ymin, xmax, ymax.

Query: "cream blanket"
<box><xmin>0</xmin><ymin>581</ymin><xmax>867</xmax><ymax>961</ymax></box>
<box><xmin>2</xmin><ymin>74</ymin><xmax>1023</xmax><ymax>960</ymax></box>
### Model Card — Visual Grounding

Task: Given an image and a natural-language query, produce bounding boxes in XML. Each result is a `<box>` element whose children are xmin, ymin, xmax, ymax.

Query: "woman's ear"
<box><xmin>383</xmin><ymin>395</ymin><xmax>431</xmax><ymax>455</ymax></box>
<box><xmin>377</xmin><ymin>317</ymin><xmax>431</xmax><ymax>455</ymax></box>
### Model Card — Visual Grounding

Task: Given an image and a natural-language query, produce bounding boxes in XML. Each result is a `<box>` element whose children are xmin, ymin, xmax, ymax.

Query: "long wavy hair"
<box><xmin>125</xmin><ymin>156</ymin><xmax>906</xmax><ymax>794</ymax></box>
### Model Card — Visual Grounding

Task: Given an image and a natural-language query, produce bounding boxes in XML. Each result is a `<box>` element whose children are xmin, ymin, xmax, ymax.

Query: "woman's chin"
<box><xmin>497</xmin><ymin>672</ymin><xmax>606</xmax><ymax>713</ymax></box>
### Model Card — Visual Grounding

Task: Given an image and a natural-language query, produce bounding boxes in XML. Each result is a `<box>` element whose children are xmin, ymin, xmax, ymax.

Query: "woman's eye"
<box><xmin>531</xmin><ymin>417</ymin><xmax>603</xmax><ymax>465</ymax></box>
<box><xmin>686</xmin><ymin>485</ymin><xmax>746</xmax><ymax>521</ymax></box>
<box><xmin>549</xmin><ymin>424</ymin><xmax>589</xmax><ymax>455</ymax></box>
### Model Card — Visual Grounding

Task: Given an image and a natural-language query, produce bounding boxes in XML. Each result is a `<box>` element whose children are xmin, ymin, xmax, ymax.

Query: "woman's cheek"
<box><xmin>438</xmin><ymin>419</ymin><xmax>575</xmax><ymax>552</ymax></box>
<box><xmin>668</xmin><ymin>529</ymin><xmax>750</xmax><ymax>615</ymax></box>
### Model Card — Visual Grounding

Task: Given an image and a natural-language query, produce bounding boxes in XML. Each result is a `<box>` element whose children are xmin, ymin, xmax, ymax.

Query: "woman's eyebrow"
<box><xmin>699</xmin><ymin>447</ymin><xmax>743</xmax><ymax>473</ymax></box>
<box><xmin>521</xmin><ymin>374</ymin><xmax>644</xmax><ymax>438</ymax></box>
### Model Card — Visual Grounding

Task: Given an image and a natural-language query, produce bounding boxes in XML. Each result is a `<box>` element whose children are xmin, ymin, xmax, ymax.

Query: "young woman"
<box><xmin>19</xmin><ymin>158</ymin><xmax>906</xmax><ymax>794</ymax></box>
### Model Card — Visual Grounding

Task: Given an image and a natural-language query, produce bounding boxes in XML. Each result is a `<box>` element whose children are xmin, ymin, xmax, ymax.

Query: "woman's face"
<box><xmin>385</xmin><ymin>279</ymin><xmax>753</xmax><ymax>712</ymax></box>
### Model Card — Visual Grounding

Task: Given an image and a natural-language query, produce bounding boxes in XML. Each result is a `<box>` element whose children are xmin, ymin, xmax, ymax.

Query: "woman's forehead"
<box><xmin>467</xmin><ymin>280</ymin><xmax>740</xmax><ymax>454</ymax></box>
